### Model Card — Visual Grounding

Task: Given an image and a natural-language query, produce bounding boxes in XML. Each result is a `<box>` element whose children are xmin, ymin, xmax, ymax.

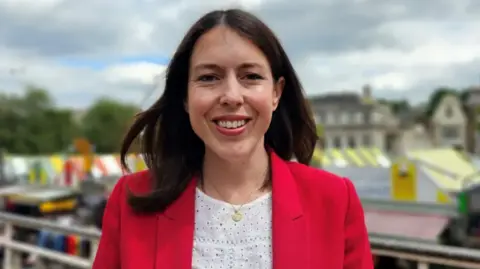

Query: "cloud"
<box><xmin>0</xmin><ymin>0</ymin><xmax>479</xmax><ymax>108</ymax></box>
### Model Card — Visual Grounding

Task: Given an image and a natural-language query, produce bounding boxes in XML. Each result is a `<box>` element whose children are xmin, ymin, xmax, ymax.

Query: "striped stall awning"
<box><xmin>314</xmin><ymin>147</ymin><xmax>391</xmax><ymax>168</ymax></box>
<box><xmin>5</xmin><ymin>148</ymin><xmax>392</xmax><ymax>184</ymax></box>
<box><xmin>406</xmin><ymin>148</ymin><xmax>480</xmax><ymax>192</ymax></box>
<box><xmin>3</xmin><ymin>153</ymin><xmax>148</xmax><ymax>186</ymax></box>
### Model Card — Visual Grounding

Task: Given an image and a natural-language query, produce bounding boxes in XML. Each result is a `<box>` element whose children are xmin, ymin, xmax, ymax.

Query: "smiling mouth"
<box><xmin>213</xmin><ymin>119</ymin><xmax>251</xmax><ymax>129</ymax></box>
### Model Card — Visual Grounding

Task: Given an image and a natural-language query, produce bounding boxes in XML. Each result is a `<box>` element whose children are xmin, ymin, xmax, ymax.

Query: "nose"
<box><xmin>219</xmin><ymin>74</ymin><xmax>243</xmax><ymax>107</ymax></box>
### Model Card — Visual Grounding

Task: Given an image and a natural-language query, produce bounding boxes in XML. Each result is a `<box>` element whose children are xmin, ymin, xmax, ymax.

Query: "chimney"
<box><xmin>362</xmin><ymin>84</ymin><xmax>372</xmax><ymax>99</ymax></box>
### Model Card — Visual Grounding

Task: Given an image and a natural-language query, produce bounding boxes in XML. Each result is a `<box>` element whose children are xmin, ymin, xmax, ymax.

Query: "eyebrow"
<box><xmin>238</xmin><ymin>62</ymin><xmax>265</xmax><ymax>69</ymax></box>
<box><xmin>192</xmin><ymin>62</ymin><xmax>266</xmax><ymax>72</ymax></box>
<box><xmin>193</xmin><ymin>63</ymin><xmax>221</xmax><ymax>72</ymax></box>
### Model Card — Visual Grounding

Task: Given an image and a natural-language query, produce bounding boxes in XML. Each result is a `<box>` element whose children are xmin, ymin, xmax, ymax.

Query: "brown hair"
<box><xmin>120</xmin><ymin>9</ymin><xmax>318</xmax><ymax>214</ymax></box>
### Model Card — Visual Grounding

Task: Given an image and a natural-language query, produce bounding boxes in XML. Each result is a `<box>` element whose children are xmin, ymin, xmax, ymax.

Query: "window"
<box><xmin>371</xmin><ymin>111</ymin><xmax>382</xmax><ymax>123</ymax></box>
<box><xmin>326</xmin><ymin>112</ymin><xmax>335</xmax><ymax>125</ymax></box>
<box><xmin>364</xmin><ymin>111</ymin><xmax>370</xmax><ymax>123</ymax></box>
<box><xmin>334</xmin><ymin>113</ymin><xmax>341</xmax><ymax>124</ymax></box>
<box><xmin>355</xmin><ymin>112</ymin><xmax>363</xmax><ymax>124</ymax></box>
<box><xmin>445</xmin><ymin>106</ymin><xmax>453</xmax><ymax>118</ymax></box>
<box><xmin>442</xmin><ymin>126</ymin><xmax>459</xmax><ymax>139</ymax></box>
<box><xmin>341</xmin><ymin>113</ymin><xmax>350</xmax><ymax>124</ymax></box>
<box><xmin>333</xmin><ymin>136</ymin><xmax>342</xmax><ymax>148</ymax></box>
<box><xmin>348</xmin><ymin>136</ymin><xmax>356</xmax><ymax>148</ymax></box>
<box><xmin>362</xmin><ymin>134</ymin><xmax>371</xmax><ymax>146</ymax></box>
<box><xmin>319</xmin><ymin>112</ymin><xmax>325</xmax><ymax>123</ymax></box>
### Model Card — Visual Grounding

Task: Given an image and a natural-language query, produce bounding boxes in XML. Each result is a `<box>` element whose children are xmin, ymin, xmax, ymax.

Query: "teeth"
<box><xmin>217</xmin><ymin>120</ymin><xmax>247</xmax><ymax>129</ymax></box>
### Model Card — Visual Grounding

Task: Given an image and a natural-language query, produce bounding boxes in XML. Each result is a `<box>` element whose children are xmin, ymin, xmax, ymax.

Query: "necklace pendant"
<box><xmin>232</xmin><ymin>211</ymin><xmax>243</xmax><ymax>222</ymax></box>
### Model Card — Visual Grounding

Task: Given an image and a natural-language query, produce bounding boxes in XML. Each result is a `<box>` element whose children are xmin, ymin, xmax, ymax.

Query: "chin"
<box><xmin>209</xmin><ymin>140</ymin><xmax>260</xmax><ymax>162</ymax></box>
<box><xmin>219</xmin><ymin>146</ymin><xmax>252</xmax><ymax>161</ymax></box>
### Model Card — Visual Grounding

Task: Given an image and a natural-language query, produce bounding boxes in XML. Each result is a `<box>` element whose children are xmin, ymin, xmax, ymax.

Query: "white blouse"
<box><xmin>192</xmin><ymin>188</ymin><xmax>273</xmax><ymax>269</ymax></box>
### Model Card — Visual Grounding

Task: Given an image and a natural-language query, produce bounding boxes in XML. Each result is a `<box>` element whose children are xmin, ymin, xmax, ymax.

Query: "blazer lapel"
<box><xmin>148</xmin><ymin>153</ymin><xmax>311</xmax><ymax>269</ymax></box>
<box><xmin>271</xmin><ymin>153</ymin><xmax>309</xmax><ymax>269</ymax></box>
<box><xmin>155</xmin><ymin>179</ymin><xmax>197</xmax><ymax>269</ymax></box>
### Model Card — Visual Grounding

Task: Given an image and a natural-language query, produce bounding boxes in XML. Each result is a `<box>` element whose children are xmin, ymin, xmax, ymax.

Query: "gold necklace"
<box><xmin>203</xmin><ymin>165</ymin><xmax>269</xmax><ymax>222</ymax></box>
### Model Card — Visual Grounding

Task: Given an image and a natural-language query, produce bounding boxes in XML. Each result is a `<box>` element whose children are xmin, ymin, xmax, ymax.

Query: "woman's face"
<box><xmin>187</xmin><ymin>26</ymin><xmax>283</xmax><ymax>161</ymax></box>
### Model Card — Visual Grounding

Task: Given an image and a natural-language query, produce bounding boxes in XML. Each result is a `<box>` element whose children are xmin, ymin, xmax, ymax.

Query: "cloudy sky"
<box><xmin>0</xmin><ymin>0</ymin><xmax>479</xmax><ymax>108</ymax></box>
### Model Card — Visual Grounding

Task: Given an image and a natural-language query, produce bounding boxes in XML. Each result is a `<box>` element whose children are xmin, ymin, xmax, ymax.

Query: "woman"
<box><xmin>92</xmin><ymin>9</ymin><xmax>372</xmax><ymax>269</ymax></box>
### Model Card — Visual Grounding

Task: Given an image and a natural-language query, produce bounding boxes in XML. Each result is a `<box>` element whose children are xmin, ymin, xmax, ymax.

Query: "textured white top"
<box><xmin>192</xmin><ymin>188</ymin><xmax>273</xmax><ymax>269</ymax></box>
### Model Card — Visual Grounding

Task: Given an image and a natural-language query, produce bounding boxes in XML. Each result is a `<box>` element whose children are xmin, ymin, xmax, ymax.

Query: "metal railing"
<box><xmin>361</xmin><ymin>198</ymin><xmax>459</xmax><ymax>217</ymax></box>
<box><xmin>371</xmin><ymin>235</ymin><xmax>480</xmax><ymax>268</ymax></box>
<box><xmin>0</xmin><ymin>212</ymin><xmax>480</xmax><ymax>268</ymax></box>
<box><xmin>0</xmin><ymin>212</ymin><xmax>100</xmax><ymax>269</ymax></box>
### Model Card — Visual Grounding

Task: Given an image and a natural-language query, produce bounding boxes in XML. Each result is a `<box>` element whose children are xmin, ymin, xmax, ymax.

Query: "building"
<box><xmin>309</xmin><ymin>85</ymin><xmax>400</xmax><ymax>152</ymax></box>
<box><xmin>464</xmin><ymin>86</ymin><xmax>480</xmax><ymax>153</ymax></box>
<box><xmin>426</xmin><ymin>93</ymin><xmax>467</xmax><ymax>149</ymax></box>
<box><xmin>309</xmin><ymin>85</ymin><xmax>473</xmax><ymax>154</ymax></box>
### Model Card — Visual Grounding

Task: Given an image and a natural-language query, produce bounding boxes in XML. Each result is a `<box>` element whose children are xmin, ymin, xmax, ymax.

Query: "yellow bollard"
<box><xmin>390</xmin><ymin>158</ymin><xmax>417</xmax><ymax>201</ymax></box>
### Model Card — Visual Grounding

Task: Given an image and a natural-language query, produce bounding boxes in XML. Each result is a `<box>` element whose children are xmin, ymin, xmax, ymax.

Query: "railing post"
<box><xmin>11</xmin><ymin>251</ymin><xmax>22</xmax><ymax>269</ymax></box>
<box><xmin>2</xmin><ymin>222</ymin><xmax>13</xmax><ymax>269</ymax></box>
<box><xmin>2</xmin><ymin>222</ymin><xmax>22</xmax><ymax>269</ymax></box>
<box><xmin>90</xmin><ymin>239</ymin><xmax>99</xmax><ymax>261</ymax></box>
<box><xmin>417</xmin><ymin>262</ymin><xmax>429</xmax><ymax>269</ymax></box>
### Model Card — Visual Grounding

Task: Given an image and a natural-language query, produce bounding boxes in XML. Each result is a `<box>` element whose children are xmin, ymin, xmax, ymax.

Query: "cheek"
<box><xmin>247</xmin><ymin>91</ymin><xmax>276</xmax><ymax>120</ymax></box>
<box><xmin>187</xmin><ymin>89</ymin><xmax>212</xmax><ymax>116</ymax></box>
<box><xmin>187</xmin><ymin>90</ymin><xmax>215</xmax><ymax>133</ymax></box>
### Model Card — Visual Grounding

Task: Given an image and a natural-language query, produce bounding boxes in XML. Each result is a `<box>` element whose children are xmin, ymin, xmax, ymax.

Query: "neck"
<box><xmin>202</xmin><ymin>143</ymin><xmax>270</xmax><ymax>200</ymax></box>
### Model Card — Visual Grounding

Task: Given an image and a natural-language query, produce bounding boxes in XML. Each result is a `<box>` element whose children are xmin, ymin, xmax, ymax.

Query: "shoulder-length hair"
<box><xmin>120</xmin><ymin>9</ymin><xmax>318</xmax><ymax>214</ymax></box>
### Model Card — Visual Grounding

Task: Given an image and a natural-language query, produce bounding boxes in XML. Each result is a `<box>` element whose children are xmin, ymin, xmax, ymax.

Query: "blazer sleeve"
<box><xmin>343</xmin><ymin>178</ymin><xmax>373</xmax><ymax>269</ymax></box>
<box><xmin>92</xmin><ymin>177</ymin><xmax>124</xmax><ymax>269</ymax></box>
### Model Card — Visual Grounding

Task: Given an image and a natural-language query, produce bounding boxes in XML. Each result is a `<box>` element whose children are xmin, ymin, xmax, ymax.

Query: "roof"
<box><xmin>313</xmin><ymin>147</ymin><xmax>391</xmax><ymax>168</ymax></box>
<box><xmin>406</xmin><ymin>148</ymin><xmax>480</xmax><ymax>192</ymax></box>
<box><xmin>425</xmin><ymin>90</ymin><xmax>460</xmax><ymax>118</ymax></box>
<box><xmin>308</xmin><ymin>92</ymin><xmax>363</xmax><ymax>106</ymax></box>
<box><xmin>328</xmin><ymin>148</ymin><xmax>480</xmax><ymax>200</ymax></box>
<box><xmin>467</xmin><ymin>86</ymin><xmax>480</xmax><ymax>93</ymax></box>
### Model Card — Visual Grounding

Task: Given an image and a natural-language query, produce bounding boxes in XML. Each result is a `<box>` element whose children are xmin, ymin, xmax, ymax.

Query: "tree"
<box><xmin>378</xmin><ymin>99</ymin><xmax>411</xmax><ymax>114</ymax></box>
<box><xmin>81</xmin><ymin>98</ymin><xmax>140</xmax><ymax>153</ymax></box>
<box><xmin>425</xmin><ymin>87</ymin><xmax>458</xmax><ymax>117</ymax></box>
<box><xmin>0</xmin><ymin>86</ymin><xmax>79</xmax><ymax>154</ymax></box>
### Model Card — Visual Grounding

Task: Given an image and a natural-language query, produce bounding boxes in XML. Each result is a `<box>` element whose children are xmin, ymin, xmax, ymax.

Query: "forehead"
<box><xmin>190</xmin><ymin>26</ymin><xmax>269</xmax><ymax>68</ymax></box>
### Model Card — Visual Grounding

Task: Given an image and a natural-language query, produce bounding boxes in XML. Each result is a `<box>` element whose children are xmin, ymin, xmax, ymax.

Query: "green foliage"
<box><xmin>0</xmin><ymin>86</ymin><xmax>140</xmax><ymax>154</ymax></box>
<box><xmin>379</xmin><ymin>87</ymin><xmax>472</xmax><ymax>121</ymax></box>
<box><xmin>81</xmin><ymin>98</ymin><xmax>139</xmax><ymax>153</ymax></box>
<box><xmin>316</xmin><ymin>124</ymin><xmax>323</xmax><ymax>137</ymax></box>
<box><xmin>378</xmin><ymin>99</ymin><xmax>411</xmax><ymax>114</ymax></box>
<box><xmin>424</xmin><ymin>87</ymin><xmax>458</xmax><ymax>117</ymax></box>
<box><xmin>0</xmin><ymin>84</ymin><xmax>477</xmax><ymax>154</ymax></box>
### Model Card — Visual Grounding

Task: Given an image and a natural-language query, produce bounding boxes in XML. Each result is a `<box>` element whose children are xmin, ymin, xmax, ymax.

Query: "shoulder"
<box><xmin>108</xmin><ymin>170</ymin><xmax>152</xmax><ymax>207</ymax></box>
<box><xmin>286</xmin><ymin>161</ymin><xmax>357</xmax><ymax>211</ymax></box>
<box><xmin>286</xmin><ymin>161</ymin><xmax>353</xmax><ymax>196</ymax></box>
<box><xmin>120</xmin><ymin>170</ymin><xmax>152</xmax><ymax>193</ymax></box>
<box><xmin>115</xmin><ymin>170</ymin><xmax>152</xmax><ymax>192</ymax></box>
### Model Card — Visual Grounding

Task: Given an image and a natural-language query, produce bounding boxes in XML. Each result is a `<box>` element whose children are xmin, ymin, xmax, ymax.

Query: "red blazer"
<box><xmin>92</xmin><ymin>152</ymin><xmax>373</xmax><ymax>269</ymax></box>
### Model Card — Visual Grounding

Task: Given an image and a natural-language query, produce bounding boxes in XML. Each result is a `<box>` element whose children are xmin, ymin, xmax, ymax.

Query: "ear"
<box><xmin>272</xmin><ymin>77</ymin><xmax>284</xmax><ymax>111</ymax></box>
